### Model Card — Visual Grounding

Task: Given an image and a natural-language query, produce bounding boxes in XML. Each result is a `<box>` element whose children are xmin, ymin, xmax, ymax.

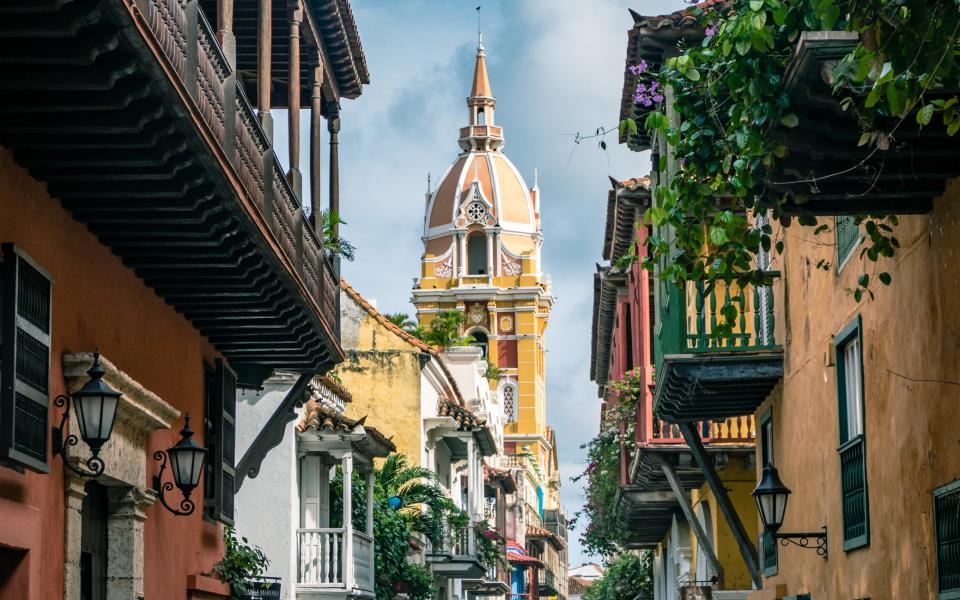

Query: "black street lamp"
<box><xmin>52</xmin><ymin>351</ymin><xmax>122</xmax><ymax>478</ymax></box>
<box><xmin>153</xmin><ymin>415</ymin><xmax>207</xmax><ymax>516</ymax></box>
<box><xmin>752</xmin><ymin>463</ymin><xmax>828</xmax><ymax>559</ymax></box>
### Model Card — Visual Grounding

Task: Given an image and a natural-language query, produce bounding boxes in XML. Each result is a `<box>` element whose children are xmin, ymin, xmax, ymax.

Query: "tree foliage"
<box><xmin>386</xmin><ymin>313</ymin><xmax>426</xmax><ymax>339</ymax></box>
<box><xmin>214</xmin><ymin>526</ymin><xmax>271</xmax><ymax>599</ymax></box>
<box><xmin>583</xmin><ymin>552</ymin><xmax>653</xmax><ymax>600</ymax></box>
<box><xmin>622</xmin><ymin>0</ymin><xmax>958</xmax><ymax>311</ymax></box>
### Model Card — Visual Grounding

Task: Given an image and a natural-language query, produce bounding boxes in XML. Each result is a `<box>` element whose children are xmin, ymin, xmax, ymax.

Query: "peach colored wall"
<box><xmin>0</xmin><ymin>148</ymin><xmax>225</xmax><ymax>599</ymax></box>
<box><xmin>749</xmin><ymin>179</ymin><xmax>960</xmax><ymax>599</ymax></box>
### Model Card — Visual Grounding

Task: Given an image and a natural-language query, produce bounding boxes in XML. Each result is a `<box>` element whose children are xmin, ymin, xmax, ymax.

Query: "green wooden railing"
<box><xmin>655</xmin><ymin>274</ymin><xmax>780</xmax><ymax>368</ymax></box>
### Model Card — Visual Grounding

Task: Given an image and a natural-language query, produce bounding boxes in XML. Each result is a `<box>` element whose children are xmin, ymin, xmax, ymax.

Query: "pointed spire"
<box><xmin>470</xmin><ymin>39</ymin><xmax>493</xmax><ymax>99</ymax></box>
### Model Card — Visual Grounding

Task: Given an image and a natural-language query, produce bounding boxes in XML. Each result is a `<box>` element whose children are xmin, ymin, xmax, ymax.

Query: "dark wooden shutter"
<box><xmin>205</xmin><ymin>358</ymin><xmax>236</xmax><ymax>524</ymax></box>
<box><xmin>0</xmin><ymin>244</ymin><xmax>52</xmax><ymax>473</ymax></box>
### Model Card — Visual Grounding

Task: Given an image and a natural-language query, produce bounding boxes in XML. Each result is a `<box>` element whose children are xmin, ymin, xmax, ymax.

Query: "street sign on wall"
<box><xmin>238</xmin><ymin>579</ymin><xmax>281</xmax><ymax>599</ymax></box>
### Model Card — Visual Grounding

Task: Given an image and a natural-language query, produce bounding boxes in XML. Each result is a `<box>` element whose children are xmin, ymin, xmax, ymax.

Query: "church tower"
<box><xmin>412</xmin><ymin>36</ymin><xmax>559</xmax><ymax>524</ymax></box>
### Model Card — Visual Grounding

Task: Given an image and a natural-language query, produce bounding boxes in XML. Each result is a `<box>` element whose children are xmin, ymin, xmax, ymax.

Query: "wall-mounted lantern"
<box><xmin>52</xmin><ymin>351</ymin><xmax>121</xmax><ymax>478</ymax></box>
<box><xmin>153</xmin><ymin>415</ymin><xmax>207</xmax><ymax>516</ymax></box>
<box><xmin>752</xmin><ymin>463</ymin><xmax>828</xmax><ymax>559</ymax></box>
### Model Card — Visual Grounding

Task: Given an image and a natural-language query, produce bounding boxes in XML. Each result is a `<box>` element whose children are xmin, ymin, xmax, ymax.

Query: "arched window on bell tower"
<box><xmin>467</xmin><ymin>233</ymin><xmax>487</xmax><ymax>275</ymax></box>
<box><xmin>477</xmin><ymin>108</ymin><xmax>486</xmax><ymax>125</ymax></box>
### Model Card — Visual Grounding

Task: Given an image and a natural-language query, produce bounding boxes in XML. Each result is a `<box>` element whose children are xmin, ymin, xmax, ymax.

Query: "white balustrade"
<box><xmin>352</xmin><ymin>531</ymin><xmax>375</xmax><ymax>593</ymax></box>
<box><xmin>297</xmin><ymin>528</ymin><xmax>344</xmax><ymax>585</ymax></box>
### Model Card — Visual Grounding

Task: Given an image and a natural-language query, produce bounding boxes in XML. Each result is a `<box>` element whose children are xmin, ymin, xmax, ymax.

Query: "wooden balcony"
<box><xmin>426</xmin><ymin>519</ymin><xmax>486</xmax><ymax>579</ymax></box>
<box><xmin>463</xmin><ymin>564</ymin><xmax>511</xmax><ymax>596</ymax></box>
<box><xmin>0</xmin><ymin>0</ymin><xmax>347</xmax><ymax>383</ymax></box>
<box><xmin>653</xmin><ymin>277</ymin><xmax>784</xmax><ymax>423</ymax></box>
<box><xmin>296</xmin><ymin>528</ymin><xmax>374</xmax><ymax>598</ymax></box>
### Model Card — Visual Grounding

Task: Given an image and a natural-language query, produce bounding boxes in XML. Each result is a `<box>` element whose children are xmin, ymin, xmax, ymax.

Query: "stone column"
<box><xmin>485</xmin><ymin>229</ymin><xmax>494</xmax><ymax>282</ymax></box>
<box><xmin>458</xmin><ymin>232</ymin><xmax>467</xmax><ymax>277</ymax></box>
<box><xmin>63</xmin><ymin>477</ymin><xmax>87</xmax><ymax>600</ymax></box>
<box><xmin>106</xmin><ymin>486</ymin><xmax>156</xmax><ymax>600</ymax></box>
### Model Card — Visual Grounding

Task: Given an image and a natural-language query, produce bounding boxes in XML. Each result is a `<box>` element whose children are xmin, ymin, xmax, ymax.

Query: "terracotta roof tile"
<box><xmin>297</xmin><ymin>398</ymin><xmax>396</xmax><ymax>453</ymax></box>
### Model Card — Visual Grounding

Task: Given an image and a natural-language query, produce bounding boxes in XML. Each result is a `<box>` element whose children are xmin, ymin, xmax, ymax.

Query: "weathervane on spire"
<box><xmin>476</xmin><ymin>5</ymin><xmax>482</xmax><ymax>48</ymax></box>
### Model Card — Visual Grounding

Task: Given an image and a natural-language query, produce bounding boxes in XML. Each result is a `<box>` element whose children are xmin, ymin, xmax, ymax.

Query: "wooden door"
<box><xmin>80</xmin><ymin>482</ymin><xmax>108</xmax><ymax>600</ymax></box>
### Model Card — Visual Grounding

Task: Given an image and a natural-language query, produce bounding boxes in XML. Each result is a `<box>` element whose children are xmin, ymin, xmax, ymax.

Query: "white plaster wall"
<box><xmin>234</xmin><ymin>376</ymin><xmax>301</xmax><ymax>600</ymax></box>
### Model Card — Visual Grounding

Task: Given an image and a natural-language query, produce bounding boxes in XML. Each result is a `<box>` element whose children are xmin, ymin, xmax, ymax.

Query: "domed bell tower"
<box><xmin>411</xmin><ymin>36</ymin><xmax>556</xmax><ymax>520</ymax></box>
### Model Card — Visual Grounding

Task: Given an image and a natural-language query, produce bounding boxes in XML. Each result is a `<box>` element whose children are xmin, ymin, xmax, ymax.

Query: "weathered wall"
<box><xmin>749</xmin><ymin>179</ymin><xmax>960</xmax><ymax>599</ymax></box>
<box><xmin>0</xmin><ymin>148</ymin><xmax>224</xmax><ymax>598</ymax></box>
<box><xmin>338</xmin><ymin>290</ymin><xmax>425</xmax><ymax>465</ymax></box>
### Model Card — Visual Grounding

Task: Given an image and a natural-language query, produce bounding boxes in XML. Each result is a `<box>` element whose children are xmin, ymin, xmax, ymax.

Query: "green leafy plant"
<box><xmin>620</xmin><ymin>0</ymin><xmax>958</xmax><ymax>318</ymax></box>
<box><xmin>423</xmin><ymin>310</ymin><xmax>475</xmax><ymax>349</ymax></box>
<box><xmin>386</xmin><ymin>312</ymin><xmax>426</xmax><ymax>339</ymax></box>
<box><xmin>583</xmin><ymin>552</ymin><xmax>653</xmax><ymax>600</ymax></box>
<box><xmin>213</xmin><ymin>526</ymin><xmax>270</xmax><ymax>599</ymax></box>
<box><xmin>318</xmin><ymin>209</ymin><xmax>357</xmax><ymax>261</ymax></box>
<box><xmin>484</xmin><ymin>364</ymin><xmax>504</xmax><ymax>380</ymax></box>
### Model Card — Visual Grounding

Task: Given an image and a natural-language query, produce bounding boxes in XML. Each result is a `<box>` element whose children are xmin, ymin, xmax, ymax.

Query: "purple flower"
<box><xmin>653</xmin><ymin>93</ymin><xmax>664</xmax><ymax>103</ymax></box>
<box><xmin>627</xmin><ymin>60</ymin><xmax>649</xmax><ymax>76</ymax></box>
<box><xmin>705</xmin><ymin>25</ymin><xmax>717</xmax><ymax>37</ymax></box>
<box><xmin>637</xmin><ymin>83</ymin><xmax>647</xmax><ymax>94</ymax></box>
<box><xmin>650</xmin><ymin>81</ymin><xmax>659</xmax><ymax>92</ymax></box>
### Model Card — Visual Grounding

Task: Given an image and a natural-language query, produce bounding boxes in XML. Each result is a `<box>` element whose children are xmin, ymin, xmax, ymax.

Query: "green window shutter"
<box><xmin>0</xmin><ymin>244</ymin><xmax>53</xmax><ymax>473</ymax></box>
<box><xmin>934</xmin><ymin>480</ymin><xmax>960</xmax><ymax>599</ymax></box>
<box><xmin>204</xmin><ymin>359</ymin><xmax>237</xmax><ymax>524</ymax></box>
<box><xmin>761</xmin><ymin>531</ymin><xmax>778</xmax><ymax>576</ymax></box>
<box><xmin>835</xmin><ymin>216</ymin><xmax>860</xmax><ymax>269</ymax></box>
<box><xmin>834</xmin><ymin>316</ymin><xmax>869</xmax><ymax>551</ymax></box>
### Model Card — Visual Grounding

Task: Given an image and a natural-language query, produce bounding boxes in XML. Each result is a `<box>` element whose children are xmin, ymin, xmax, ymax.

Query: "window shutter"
<box><xmin>205</xmin><ymin>358</ymin><xmax>236</xmax><ymax>524</ymax></box>
<box><xmin>0</xmin><ymin>244</ymin><xmax>53</xmax><ymax>473</ymax></box>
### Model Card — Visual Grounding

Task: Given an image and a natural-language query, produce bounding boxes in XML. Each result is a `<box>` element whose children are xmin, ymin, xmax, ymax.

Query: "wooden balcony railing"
<box><xmin>657</xmin><ymin>275</ymin><xmax>780</xmax><ymax>366</ymax></box>
<box><xmin>142</xmin><ymin>0</ymin><xmax>339</xmax><ymax>333</ymax></box>
<box><xmin>296</xmin><ymin>528</ymin><xmax>374</xmax><ymax>592</ymax></box>
<box><xmin>638</xmin><ymin>395</ymin><xmax>755</xmax><ymax>446</ymax></box>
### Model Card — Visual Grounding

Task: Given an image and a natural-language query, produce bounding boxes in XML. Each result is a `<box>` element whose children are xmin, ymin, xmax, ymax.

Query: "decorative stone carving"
<box><xmin>501</xmin><ymin>254</ymin><xmax>522</xmax><ymax>276</ymax></box>
<box><xmin>434</xmin><ymin>255</ymin><xmax>453</xmax><ymax>278</ymax></box>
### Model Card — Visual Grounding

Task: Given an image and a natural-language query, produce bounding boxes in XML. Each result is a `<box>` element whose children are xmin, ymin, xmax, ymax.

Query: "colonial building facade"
<box><xmin>611</xmin><ymin>4</ymin><xmax>960</xmax><ymax>600</ymax></box>
<box><xmin>0</xmin><ymin>0</ymin><xmax>366</xmax><ymax>597</ymax></box>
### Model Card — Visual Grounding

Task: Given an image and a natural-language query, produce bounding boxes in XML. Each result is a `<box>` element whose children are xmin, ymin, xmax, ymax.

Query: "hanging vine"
<box><xmin>572</xmin><ymin>369</ymin><xmax>646</xmax><ymax>556</ymax></box>
<box><xmin>621</xmin><ymin>0</ymin><xmax>959</xmax><ymax>306</ymax></box>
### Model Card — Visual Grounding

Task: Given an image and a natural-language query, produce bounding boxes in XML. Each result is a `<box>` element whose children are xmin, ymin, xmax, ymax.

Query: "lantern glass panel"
<box><xmin>170</xmin><ymin>446</ymin><xmax>205</xmax><ymax>491</ymax></box>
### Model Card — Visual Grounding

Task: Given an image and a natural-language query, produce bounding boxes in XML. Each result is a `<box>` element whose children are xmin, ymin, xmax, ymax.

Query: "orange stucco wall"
<box><xmin>0</xmin><ymin>148</ymin><xmax>225</xmax><ymax>598</ymax></box>
<box><xmin>749</xmin><ymin>179</ymin><xmax>960</xmax><ymax>599</ymax></box>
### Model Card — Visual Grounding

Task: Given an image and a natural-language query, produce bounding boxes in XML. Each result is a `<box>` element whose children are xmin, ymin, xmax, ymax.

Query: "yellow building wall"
<box><xmin>689</xmin><ymin>456</ymin><xmax>759</xmax><ymax>591</ymax></box>
<box><xmin>746</xmin><ymin>179</ymin><xmax>960</xmax><ymax>599</ymax></box>
<box><xmin>337</xmin><ymin>297</ymin><xmax>426</xmax><ymax>467</ymax></box>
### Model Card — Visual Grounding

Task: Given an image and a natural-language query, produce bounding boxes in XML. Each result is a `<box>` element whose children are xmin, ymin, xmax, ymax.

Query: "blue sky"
<box><xmin>278</xmin><ymin>0</ymin><xmax>689</xmax><ymax>566</ymax></box>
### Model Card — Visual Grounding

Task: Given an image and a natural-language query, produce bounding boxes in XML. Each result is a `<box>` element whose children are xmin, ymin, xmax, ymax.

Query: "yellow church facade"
<box><xmin>412</xmin><ymin>37</ymin><xmax>561</xmax><ymax>526</ymax></box>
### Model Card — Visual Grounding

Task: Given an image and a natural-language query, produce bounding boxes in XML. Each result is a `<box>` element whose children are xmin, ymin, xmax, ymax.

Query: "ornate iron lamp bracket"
<box><xmin>152</xmin><ymin>451</ymin><xmax>197</xmax><ymax>516</ymax></box>
<box><xmin>775</xmin><ymin>526</ymin><xmax>828</xmax><ymax>560</ymax></box>
<box><xmin>52</xmin><ymin>395</ymin><xmax>105</xmax><ymax>478</ymax></box>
